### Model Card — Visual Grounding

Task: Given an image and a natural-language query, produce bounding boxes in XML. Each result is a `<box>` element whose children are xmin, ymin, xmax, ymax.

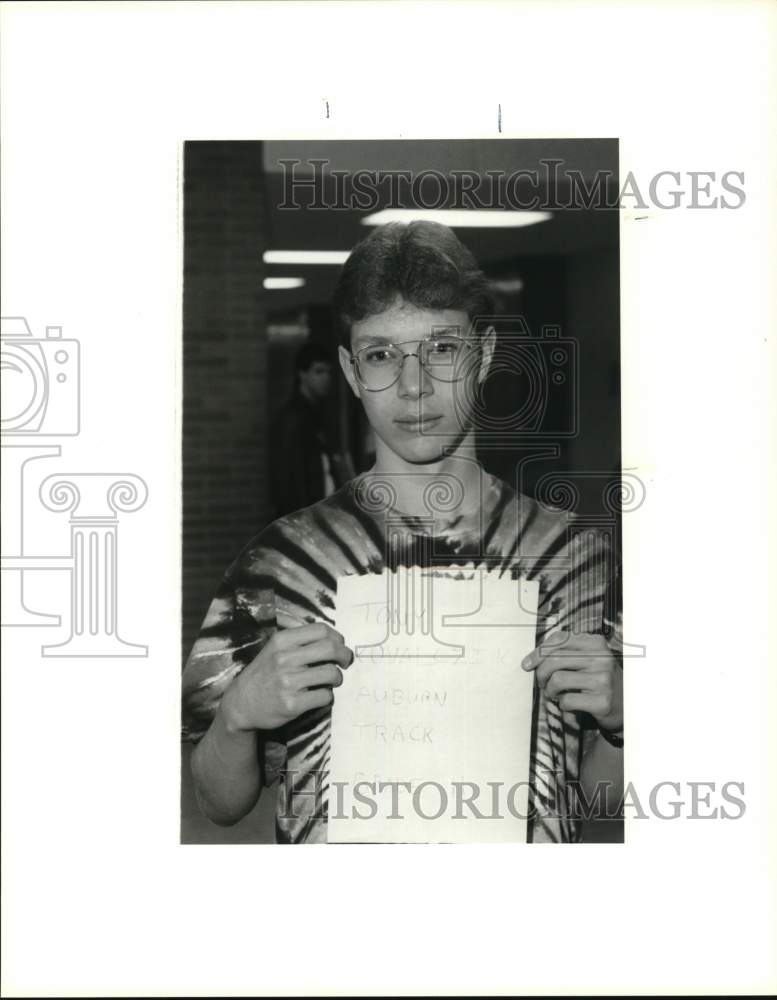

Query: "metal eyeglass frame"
<box><xmin>349</xmin><ymin>334</ymin><xmax>478</xmax><ymax>392</ymax></box>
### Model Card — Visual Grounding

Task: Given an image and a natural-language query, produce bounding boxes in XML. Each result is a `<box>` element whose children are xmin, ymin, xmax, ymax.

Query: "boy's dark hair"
<box><xmin>332</xmin><ymin>221</ymin><xmax>494</xmax><ymax>346</ymax></box>
<box><xmin>294</xmin><ymin>339</ymin><xmax>333</xmax><ymax>374</ymax></box>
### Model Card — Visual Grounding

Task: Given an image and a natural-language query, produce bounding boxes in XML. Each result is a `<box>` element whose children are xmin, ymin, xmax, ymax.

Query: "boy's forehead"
<box><xmin>351</xmin><ymin>301</ymin><xmax>470</xmax><ymax>346</ymax></box>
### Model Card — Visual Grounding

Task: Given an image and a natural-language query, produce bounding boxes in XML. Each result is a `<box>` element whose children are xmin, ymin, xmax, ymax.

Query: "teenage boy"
<box><xmin>182</xmin><ymin>221</ymin><xmax>623</xmax><ymax>843</ymax></box>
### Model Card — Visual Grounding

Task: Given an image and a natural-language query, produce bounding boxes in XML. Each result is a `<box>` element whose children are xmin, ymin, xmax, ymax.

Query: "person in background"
<box><xmin>269</xmin><ymin>340</ymin><xmax>350</xmax><ymax>517</ymax></box>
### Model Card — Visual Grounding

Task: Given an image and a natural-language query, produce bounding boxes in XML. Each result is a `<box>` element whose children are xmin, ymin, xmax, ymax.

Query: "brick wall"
<box><xmin>182</xmin><ymin>141</ymin><xmax>270</xmax><ymax>661</ymax></box>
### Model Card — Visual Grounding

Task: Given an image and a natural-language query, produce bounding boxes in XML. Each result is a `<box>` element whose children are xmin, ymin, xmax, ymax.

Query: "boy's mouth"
<box><xmin>394</xmin><ymin>415</ymin><xmax>443</xmax><ymax>433</ymax></box>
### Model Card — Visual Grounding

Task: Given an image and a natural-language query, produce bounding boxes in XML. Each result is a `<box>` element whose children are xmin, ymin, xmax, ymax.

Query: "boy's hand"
<box><xmin>522</xmin><ymin>630</ymin><xmax>622</xmax><ymax>734</ymax></box>
<box><xmin>219</xmin><ymin>623</ymin><xmax>354</xmax><ymax>733</ymax></box>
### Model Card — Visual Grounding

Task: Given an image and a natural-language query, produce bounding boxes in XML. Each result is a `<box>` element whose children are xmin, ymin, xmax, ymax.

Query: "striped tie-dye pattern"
<box><xmin>182</xmin><ymin>472</ymin><xmax>621</xmax><ymax>843</ymax></box>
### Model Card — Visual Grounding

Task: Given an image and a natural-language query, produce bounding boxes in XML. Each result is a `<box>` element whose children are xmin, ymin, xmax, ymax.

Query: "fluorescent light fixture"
<box><xmin>263</xmin><ymin>250</ymin><xmax>350</xmax><ymax>265</ymax></box>
<box><xmin>263</xmin><ymin>277</ymin><xmax>306</xmax><ymax>290</ymax></box>
<box><xmin>488</xmin><ymin>277</ymin><xmax>525</xmax><ymax>294</ymax></box>
<box><xmin>360</xmin><ymin>209</ymin><xmax>552</xmax><ymax>228</ymax></box>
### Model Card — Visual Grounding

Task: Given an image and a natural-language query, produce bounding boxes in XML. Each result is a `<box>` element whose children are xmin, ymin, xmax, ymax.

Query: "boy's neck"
<box><xmin>367</xmin><ymin>434</ymin><xmax>486</xmax><ymax>518</ymax></box>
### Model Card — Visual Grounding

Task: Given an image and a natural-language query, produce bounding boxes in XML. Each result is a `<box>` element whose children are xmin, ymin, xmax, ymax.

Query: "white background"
<box><xmin>1</xmin><ymin>1</ymin><xmax>775</xmax><ymax>995</ymax></box>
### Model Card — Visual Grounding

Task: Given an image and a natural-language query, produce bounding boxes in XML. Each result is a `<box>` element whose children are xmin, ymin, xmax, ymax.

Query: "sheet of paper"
<box><xmin>329</xmin><ymin>568</ymin><xmax>538</xmax><ymax>843</ymax></box>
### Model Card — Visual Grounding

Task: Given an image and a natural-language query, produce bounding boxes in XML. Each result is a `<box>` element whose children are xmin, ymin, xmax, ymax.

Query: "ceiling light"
<box><xmin>488</xmin><ymin>277</ymin><xmax>525</xmax><ymax>294</ymax></box>
<box><xmin>263</xmin><ymin>250</ymin><xmax>350</xmax><ymax>265</ymax></box>
<box><xmin>360</xmin><ymin>209</ymin><xmax>552</xmax><ymax>228</ymax></box>
<box><xmin>264</xmin><ymin>277</ymin><xmax>306</xmax><ymax>290</ymax></box>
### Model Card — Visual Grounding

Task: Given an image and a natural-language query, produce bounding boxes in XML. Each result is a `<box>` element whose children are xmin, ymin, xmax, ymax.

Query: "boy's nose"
<box><xmin>397</xmin><ymin>352</ymin><xmax>432</xmax><ymax>399</ymax></box>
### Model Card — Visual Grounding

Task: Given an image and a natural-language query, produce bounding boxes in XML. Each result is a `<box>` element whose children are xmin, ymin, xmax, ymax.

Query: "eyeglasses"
<box><xmin>350</xmin><ymin>334</ymin><xmax>477</xmax><ymax>392</ymax></box>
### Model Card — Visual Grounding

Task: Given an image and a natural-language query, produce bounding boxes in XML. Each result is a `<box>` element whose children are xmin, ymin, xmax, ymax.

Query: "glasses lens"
<box><xmin>356</xmin><ymin>344</ymin><xmax>402</xmax><ymax>390</ymax></box>
<box><xmin>420</xmin><ymin>336</ymin><xmax>468</xmax><ymax>381</ymax></box>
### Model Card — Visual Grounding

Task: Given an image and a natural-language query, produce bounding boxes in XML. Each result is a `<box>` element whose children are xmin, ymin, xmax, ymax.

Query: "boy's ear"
<box><xmin>338</xmin><ymin>344</ymin><xmax>362</xmax><ymax>399</ymax></box>
<box><xmin>477</xmin><ymin>325</ymin><xmax>496</xmax><ymax>384</ymax></box>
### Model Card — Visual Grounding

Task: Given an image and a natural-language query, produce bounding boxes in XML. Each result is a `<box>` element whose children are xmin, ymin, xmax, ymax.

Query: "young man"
<box><xmin>269</xmin><ymin>340</ymin><xmax>348</xmax><ymax>518</ymax></box>
<box><xmin>182</xmin><ymin>221</ymin><xmax>623</xmax><ymax>843</ymax></box>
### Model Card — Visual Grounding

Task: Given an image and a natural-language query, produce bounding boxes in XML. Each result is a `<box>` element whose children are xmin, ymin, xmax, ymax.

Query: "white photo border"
<box><xmin>2</xmin><ymin>1</ymin><xmax>776</xmax><ymax>996</ymax></box>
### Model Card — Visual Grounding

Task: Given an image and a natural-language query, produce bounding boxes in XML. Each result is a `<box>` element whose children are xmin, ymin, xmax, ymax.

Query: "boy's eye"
<box><xmin>363</xmin><ymin>346</ymin><xmax>397</xmax><ymax>365</ymax></box>
<box><xmin>426</xmin><ymin>338</ymin><xmax>462</xmax><ymax>358</ymax></box>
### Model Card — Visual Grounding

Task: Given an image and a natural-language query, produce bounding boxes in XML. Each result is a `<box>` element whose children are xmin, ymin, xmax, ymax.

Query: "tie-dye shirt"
<box><xmin>182</xmin><ymin>471</ymin><xmax>621</xmax><ymax>843</ymax></box>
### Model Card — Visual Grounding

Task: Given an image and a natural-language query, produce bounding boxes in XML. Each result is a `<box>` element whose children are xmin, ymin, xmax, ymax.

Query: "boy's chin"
<box><xmin>376</xmin><ymin>424</ymin><xmax>471</xmax><ymax>466</ymax></box>
<box><xmin>393</xmin><ymin>438</ymin><xmax>452</xmax><ymax>465</ymax></box>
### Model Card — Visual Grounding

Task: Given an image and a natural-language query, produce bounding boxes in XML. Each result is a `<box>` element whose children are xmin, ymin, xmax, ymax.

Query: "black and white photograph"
<box><xmin>2</xmin><ymin>2</ymin><xmax>775</xmax><ymax>997</ymax></box>
<box><xmin>180</xmin><ymin>139</ymin><xmax>626</xmax><ymax>845</ymax></box>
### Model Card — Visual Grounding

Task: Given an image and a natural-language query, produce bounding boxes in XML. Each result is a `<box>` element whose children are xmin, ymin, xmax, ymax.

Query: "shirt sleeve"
<box><xmin>181</xmin><ymin>549</ymin><xmax>287</xmax><ymax>785</ymax></box>
<box><xmin>580</xmin><ymin>544</ymin><xmax>624</xmax><ymax>756</ymax></box>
